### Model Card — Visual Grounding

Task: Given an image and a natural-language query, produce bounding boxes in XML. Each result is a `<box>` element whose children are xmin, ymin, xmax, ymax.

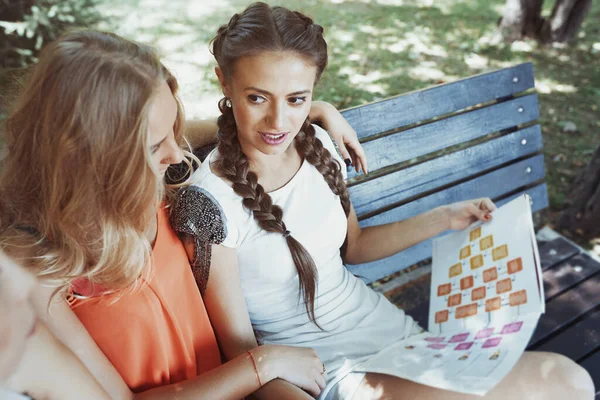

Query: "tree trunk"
<box><xmin>555</xmin><ymin>144</ymin><xmax>600</xmax><ymax>240</ymax></box>
<box><xmin>498</xmin><ymin>0</ymin><xmax>592</xmax><ymax>43</ymax></box>
<box><xmin>498</xmin><ymin>0</ymin><xmax>545</xmax><ymax>42</ymax></box>
<box><xmin>541</xmin><ymin>0</ymin><xmax>593</xmax><ymax>42</ymax></box>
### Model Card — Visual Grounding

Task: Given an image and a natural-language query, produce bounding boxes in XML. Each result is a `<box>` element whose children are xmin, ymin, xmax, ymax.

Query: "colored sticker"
<box><xmin>482</xmin><ymin>337</ymin><xmax>502</xmax><ymax>348</ymax></box>
<box><xmin>448</xmin><ymin>293</ymin><xmax>462</xmax><ymax>307</ymax></box>
<box><xmin>480</xmin><ymin>235</ymin><xmax>494</xmax><ymax>251</ymax></box>
<box><xmin>449</xmin><ymin>263</ymin><xmax>462</xmax><ymax>278</ymax></box>
<box><xmin>470</xmin><ymin>227</ymin><xmax>482</xmax><ymax>242</ymax></box>
<box><xmin>455</xmin><ymin>342</ymin><xmax>474</xmax><ymax>351</ymax></box>
<box><xmin>496</xmin><ymin>278</ymin><xmax>512</xmax><ymax>294</ymax></box>
<box><xmin>437</xmin><ymin>283</ymin><xmax>452</xmax><ymax>297</ymax></box>
<box><xmin>435</xmin><ymin>310</ymin><xmax>449</xmax><ymax>323</ymax></box>
<box><xmin>501</xmin><ymin>321</ymin><xmax>524</xmax><ymax>334</ymax></box>
<box><xmin>507</xmin><ymin>257</ymin><xmax>523</xmax><ymax>274</ymax></box>
<box><xmin>485</xmin><ymin>297</ymin><xmax>501</xmax><ymax>312</ymax></box>
<box><xmin>475</xmin><ymin>327</ymin><xmax>495</xmax><ymax>339</ymax></box>
<box><xmin>425</xmin><ymin>337</ymin><xmax>446</xmax><ymax>343</ymax></box>
<box><xmin>455</xmin><ymin>303</ymin><xmax>478</xmax><ymax>319</ymax></box>
<box><xmin>492</xmin><ymin>244</ymin><xmax>509</xmax><ymax>261</ymax></box>
<box><xmin>461</xmin><ymin>275</ymin><xmax>474</xmax><ymax>290</ymax></box>
<box><xmin>449</xmin><ymin>332</ymin><xmax>470</xmax><ymax>343</ymax></box>
<box><xmin>509</xmin><ymin>290</ymin><xmax>527</xmax><ymax>306</ymax></box>
<box><xmin>472</xmin><ymin>286</ymin><xmax>486</xmax><ymax>301</ymax></box>
<box><xmin>483</xmin><ymin>267</ymin><xmax>498</xmax><ymax>283</ymax></box>
<box><xmin>427</xmin><ymin>343</ymin><xmax>447</xmax><ymax>350</ymax></box>
<box><xmin>460</xmin><ymin>245</ymin><xmax>471</xmax><ymax>260</ymax></box>
<box><xmin>470</xmin><ymin>254</ymin><xmax>484</xmax><ymax>270</ymax></box>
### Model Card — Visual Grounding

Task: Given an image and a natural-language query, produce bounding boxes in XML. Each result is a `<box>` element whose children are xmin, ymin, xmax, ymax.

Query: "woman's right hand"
<box><xmin>255</xmin><ymin>344</ymin><xmax>326</xmax><ymax>398</ymax></box>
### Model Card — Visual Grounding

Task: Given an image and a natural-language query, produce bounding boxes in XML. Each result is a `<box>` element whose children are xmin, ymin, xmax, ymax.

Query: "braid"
<box><xmin>213</xmin><ymin>98</ymin><xmax>320</xmax><ymax>326</ymax></box>
<box><xmin>296</xmin><ymin>119</ymin><xmax>351</xmax><ymax>218</ymax></box>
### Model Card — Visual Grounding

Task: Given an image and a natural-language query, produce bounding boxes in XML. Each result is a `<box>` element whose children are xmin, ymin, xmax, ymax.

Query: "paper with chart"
<box><xmin>355</xmin><ymin>195</ymin><xmax>544</xmax><ymax>396</ymax></box>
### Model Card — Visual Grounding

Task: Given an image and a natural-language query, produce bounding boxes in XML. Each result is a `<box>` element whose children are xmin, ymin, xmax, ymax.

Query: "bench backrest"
<box><xmin>344</xmin><ymin>63</ymin><xmax>547</xmax><ymax>283</ymax></box>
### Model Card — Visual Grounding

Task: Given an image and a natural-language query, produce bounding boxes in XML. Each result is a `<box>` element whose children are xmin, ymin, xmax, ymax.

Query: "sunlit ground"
<box><xmin>97</xmin><ymin>0</ymin><xmax>600</xmax><ymax>223</ymax></box>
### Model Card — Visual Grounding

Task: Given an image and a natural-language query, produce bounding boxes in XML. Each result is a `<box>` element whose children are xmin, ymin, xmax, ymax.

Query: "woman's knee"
<box><xmin>529</xmin><ymin>352</ymin><xmax>595</xmax><ymax>398</ymax></box>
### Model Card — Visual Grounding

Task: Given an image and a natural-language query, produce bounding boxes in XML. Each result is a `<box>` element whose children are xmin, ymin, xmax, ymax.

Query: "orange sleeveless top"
<box><xmin>70</xmin><ymin>206</ymin><xmax>221</xmax><ymax>393</ymax></box>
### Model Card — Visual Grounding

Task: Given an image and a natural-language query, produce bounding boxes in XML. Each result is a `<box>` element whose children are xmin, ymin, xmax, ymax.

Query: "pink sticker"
<box><xmin>501</xmin><ymin>321</ymin><xmax>524</xmax><ymax>334</ymax></box>
<box><xmin>449</xmin><ymin>333</ymin><xmax>470</xmax><ymax>343</ymax></box>
<box><xmin>427</xmin><ymin>343</ymin><xmax>447</xmax><ymax>350</ymax></box>
<box><xmin>455</xmin><ymin>342</ymin><xmax>474</xmax><ymax>351</ymax></box>
<box><xmin>425</xmin><ymin>337</ymin><xmax>446</xmax><ymax>343</ymax></box>
<box><xmin>475</xmin><ymin>328</ymin><xmax>495</xmax><ymax>340</ymax></box>
<box><xmin>482</xmin><ymin>337</ymin><xmax>502</xmax><ymax>348</ymax></box>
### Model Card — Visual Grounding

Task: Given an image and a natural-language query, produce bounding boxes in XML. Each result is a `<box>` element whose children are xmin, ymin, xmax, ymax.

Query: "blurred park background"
<box><xmin>1</xmin><ymin>0</ymin><xmax>599</xmax><ymax>248</ymax></box>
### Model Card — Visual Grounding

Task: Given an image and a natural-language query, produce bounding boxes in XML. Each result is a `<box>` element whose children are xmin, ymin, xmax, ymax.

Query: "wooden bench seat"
<box><xmin>192</xmin><ymin>62</ymin><xmax>599</xmax><ymax>396</ymax></box>
<box><xmin>339</xmin><ymin>63</ymin><xmax>599</xmax><ymax>396</ymax></box>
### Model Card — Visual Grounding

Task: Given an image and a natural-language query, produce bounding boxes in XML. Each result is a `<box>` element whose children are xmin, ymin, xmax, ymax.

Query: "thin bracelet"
<box><xmin>247</xmin><ymin>350</ymin><xmax>262</xmax><ymax>387</ymax></box>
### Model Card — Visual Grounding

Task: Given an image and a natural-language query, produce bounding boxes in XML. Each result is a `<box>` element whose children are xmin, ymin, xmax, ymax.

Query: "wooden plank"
<box><xmin>349</xmin><ymin>183</ymin><xmax>548</xmax><ymax>283</ymax></box>
<box><xmin>529</xmin><ymin>267</ymin><xmax>600</xmax><ymax>348</ymax></box>
<box><xmin>531</xmin><ymin>309</ymin><xmax>600</xmax><ymax>361</ymax></box>
<box><xmin>538</xmin><ymin>237</ymin><xmax>580</xmax><ymax>271</ymax></box>
<box><xmin>362</xmin><ymin>154</ymin><xmax>546</xmax><ymax>228</ymax></box>
<box><xmin>543</xmin><ymin>254</ymin><xmax>600</xmax><ymax>301</ymax></box>
<box><xmin>349</xmin><ymin>125</ymin><xmax>543</xmax><ymax>217</ymax></box>
<box><xmin>579</xmin><ymin>349</ymin><xmax>600</xmax><ymax>397</ymax></box>
<box><xmin>347</xmin><ymin>94</ymin><xmax>540</xmax><ymax>180</ymax></box>
<box><xmin>341</xmin><ymin>63</ymin><xmax>535</xmax><ymax>140</ymax></box>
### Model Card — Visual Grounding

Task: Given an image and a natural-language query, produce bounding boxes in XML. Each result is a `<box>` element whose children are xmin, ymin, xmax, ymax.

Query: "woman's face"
<box><xmin>0</xmin><ymin>251</ymin><xmax>36</xmax><ymax>382</ymax></box>
<box><xmin>148</xmin><ymin>82</ymin><xmax>184</xmax><ymax>177</ymax></box>
<box><xmin>217</xmin><ymin>51</ymin><xmax>318</xmax><ymax>160</ymax></box>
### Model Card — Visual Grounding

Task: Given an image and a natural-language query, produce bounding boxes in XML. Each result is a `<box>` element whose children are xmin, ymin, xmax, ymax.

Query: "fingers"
<box><xmin>468</xmin><ymin>203</ymin><xmax>491</xmax><ymax>222</ymax></box>
<box><xmin>304</xmin><ymin>381</ymin><xmax>321</xmax><ymax>398</ymax></box>
<box><xmin>336</xmin><ymin>139</ymin><xmax>353</xmax><ymax>163</ymax></box>
<box><xmin>346</xmin><ymin>140</ymin><xmax>369</xmax><ymax>174</ymax></box>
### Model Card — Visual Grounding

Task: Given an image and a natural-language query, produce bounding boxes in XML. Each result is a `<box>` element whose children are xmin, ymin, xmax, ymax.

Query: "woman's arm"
<box><xmin>203</xmin><ymin>244</ymin><xmax>325</xmax><ymax>399</ymax></box>
<box><xmin>183</xmin><ymin>101</ymin><xmax>368</xmax><ymax>173</ymax></box>
<box><xmin>29</xmin><ymin>282</ymin><xmax>315</xmax><ymax>400</ymax></box>
<box><xmin>5</xmin><ymin>322</ymin><xmax>111</xmax><ymax>400</ymax></box>
<box><xmin>344</xmin><ymin>198</ymin><xmax>496</xmax><ymax>265</ymax></box>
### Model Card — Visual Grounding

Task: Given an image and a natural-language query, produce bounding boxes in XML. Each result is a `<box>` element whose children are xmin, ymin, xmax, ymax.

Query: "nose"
<box><xmin>164</xmin><ymin>136</ymin><xmax>184</xmax><ymax>165</ymax></box>
<box><xmin>267</xmin><ymin>101</ymin><xmax>286</xmax><ymax>131</ymax></box>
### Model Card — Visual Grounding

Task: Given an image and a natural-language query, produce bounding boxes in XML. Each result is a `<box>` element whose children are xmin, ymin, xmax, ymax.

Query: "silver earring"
<box><xmin>225</xmin><ymin>98</ymin><xmax>232</xmax><ymax>108</ymax></box>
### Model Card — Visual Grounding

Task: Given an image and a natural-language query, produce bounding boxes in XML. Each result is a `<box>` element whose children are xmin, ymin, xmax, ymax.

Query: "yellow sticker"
<box><xmin>480</xmin><ymin>235</ymin><xmax>494</xmax><ymax>251</ymax></box>
<box><xmin>449</xmin><ymin>263</ymin><xmax>463</xmax><ymax>278</ymax></box>
<box><xmin>470</xmin><ymin>254</ymin><xmax>484</xmax><ymax>270</ymax></box>
<box><xmin>492</xmin><ymin>244</ymin><xmax>509</xmax><ymax>261</ymax></box>
<box><xmin>470</xmin><ymin>227</ymin><xmax>482</xmax><ymax>242</ymax></box>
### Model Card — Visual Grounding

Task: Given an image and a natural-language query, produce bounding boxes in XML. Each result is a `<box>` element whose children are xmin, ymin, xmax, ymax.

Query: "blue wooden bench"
<box><xmin>341</xmin><ymin>62</ymin><xmax>600</xmax><ymax>397</ymax></box>
<box><xmin>191</xmin><ymin>62</ymin><xmax>599</xmax><ymax>396</ymax></box>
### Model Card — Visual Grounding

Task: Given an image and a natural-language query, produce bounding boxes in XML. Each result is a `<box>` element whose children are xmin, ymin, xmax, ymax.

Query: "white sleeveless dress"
<box><xmin>192</xmin><ymin>125</ymin><xmax>419</xmax><ymax>399</ymax></box>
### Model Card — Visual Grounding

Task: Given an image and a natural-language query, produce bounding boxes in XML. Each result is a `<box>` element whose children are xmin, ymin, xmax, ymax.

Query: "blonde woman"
<box><xmin>0</xmin><ymin>250</ymin><xmax>111</xmax><ymax>399</ymax></box>
<box><xmin>174</xmin><ymin>3</ymin><xmax>595</xmax><ymax>400</ymax></box>
<box><xmin>0</xmin><ymin>30</ymin><xmax>365</xmax><ymax>399</ymax></box>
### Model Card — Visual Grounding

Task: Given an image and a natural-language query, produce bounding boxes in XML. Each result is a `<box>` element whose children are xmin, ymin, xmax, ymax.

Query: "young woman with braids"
<box><xmin>0</xmin><ymin>29</ymin><xmax>367</xmax><ymax>399</ymax></box>
<box><xmin>173</xmin><ymin>3</ymin><xmax>595</xmax><ymax>399</ymax></box>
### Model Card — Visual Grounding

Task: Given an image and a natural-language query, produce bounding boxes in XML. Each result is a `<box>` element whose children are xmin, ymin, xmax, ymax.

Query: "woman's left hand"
<box><xmin>310</xmin><ymin>101</ymin><xmax>368</xmax><ymax>174</ymax></box>
<box><xmin>443</xmin><ymin>198</ymin><xmax>497</xmax><ymax>231</ymax></box>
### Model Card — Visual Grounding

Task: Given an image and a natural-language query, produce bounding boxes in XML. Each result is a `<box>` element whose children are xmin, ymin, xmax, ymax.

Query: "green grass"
<box><xmin>3</xmin><ymin>0</ymin><xmax>600</xmax><ymax>223</ymax></box>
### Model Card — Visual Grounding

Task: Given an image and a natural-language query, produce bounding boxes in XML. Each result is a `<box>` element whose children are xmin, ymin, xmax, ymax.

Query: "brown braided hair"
<box><xmin>211</xmin><ymin>2</ymin><xmax>351</xmax><ymax>325</ymax></box>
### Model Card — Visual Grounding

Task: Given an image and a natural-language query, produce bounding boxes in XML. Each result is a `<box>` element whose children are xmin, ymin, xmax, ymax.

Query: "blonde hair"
<box><xmin>0</xmin><ymin>30</ymin><xmax>191</xmax><ymax>299</ymax></box>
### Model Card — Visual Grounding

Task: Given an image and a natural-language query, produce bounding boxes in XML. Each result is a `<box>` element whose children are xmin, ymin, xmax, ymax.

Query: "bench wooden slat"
<box><xmin>538</xmin><ymin>237</ymin><xmax>581</xmax><ymax>271</ymax></box>
<box><xmin>543</xmin><ymin>254</ymin><xmax>600</xmax><ymax>301</ymax></box>
<box><xmin>347</xmin><ymin>94</ymin><xmax>540</xmax><ymax>180</ymax></box>
<box><xmin>579</xmin><ymin>349</ymin><xmax>600</xmax><ymax>396</ymax></box>
<box><xmin>531</xmin><ymin>309</ymin><xmax>600</xmax><ymax>361</ymax></box>
<box><xmin>361</xmin><ymin>154</ymin><xmax>546</xmax><ymax>228</ymax></box>
<box><xmin>349</xmin><ymin>183</ymin><xmax>548</xmax><ymax>283</ymax></box>
<box><xmin>529</xmin><ymin>260</ymin><xmax>600</xmax><ymax>348</ymax></box>
<box><xmin>350</xmin><ymin>125</ymin><xmax>543</xmax><ymax>217</ymax></box>
<box><xmin>341</xmin><ymin>63</ymin><xmax>535</xmax><ymax>140</ymax></box>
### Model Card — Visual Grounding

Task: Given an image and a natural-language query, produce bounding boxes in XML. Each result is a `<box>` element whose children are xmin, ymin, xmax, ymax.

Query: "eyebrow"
<box><xmin>244</xmin><ymin>87</ymin><xmax>312</xmax><ymax>96</ymax></box>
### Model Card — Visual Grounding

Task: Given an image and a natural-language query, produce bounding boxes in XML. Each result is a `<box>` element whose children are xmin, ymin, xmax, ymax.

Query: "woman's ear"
<box><xmin>215</xmin><ymin>67</ymin><xmax>230</xmax><ymax>97</ymax></box>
